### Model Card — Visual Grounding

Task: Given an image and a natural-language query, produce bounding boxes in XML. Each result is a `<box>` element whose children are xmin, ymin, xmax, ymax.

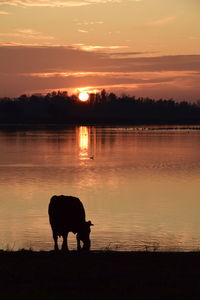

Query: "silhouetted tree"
<box><xmin>0</xmin><ymin>90</ymin><xmax>199</xmax><ymax>124</ymax></box>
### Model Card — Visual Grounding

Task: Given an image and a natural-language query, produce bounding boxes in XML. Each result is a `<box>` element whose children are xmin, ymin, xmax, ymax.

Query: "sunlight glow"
<box><xmin>79</xmin><ymin>92</ymin><xmax>89</xmax><ymax>102</ymax></box>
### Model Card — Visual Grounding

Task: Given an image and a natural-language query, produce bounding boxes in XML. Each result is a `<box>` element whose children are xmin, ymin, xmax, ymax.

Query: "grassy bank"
<box><xmin>0</xmin><ymin>250</ymin><xmax>200</xmax><ymax>299</ymax></box>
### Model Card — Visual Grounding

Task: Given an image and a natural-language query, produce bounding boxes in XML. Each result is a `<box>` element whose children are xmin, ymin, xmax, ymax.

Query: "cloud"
<box><xmin>77</xmin><ymin>29</ymin><xmax>88</xmax><ymax>33</ymax></box>
<box><xmin>0</xmin><ymin>45</ymin><xmax>200</xmax><ymax>74</ymax></box>
<box><xmin>147</xmin><ymin>16</ymin><xmax>176</xmax><ymax>26</ymax></box>
<box><xmin>0</xmin><ymin>29</ymin><xmax>54</xmax><ymax>40</ymax></box>
<box><xmin>0</xmin><ymin>1</ymin><xmax>89</xmax><ymax>7</ymax></box>
<box><xmin>0</xmin><ymin>45</ymin><xmax>199</xmax><ymax>100</ymax></box>
<box><xmin>74</xmin><ymin>20</ymin><xmax>104</xmax><ymax>26</ymax></box>
<box><xmin>26</xmin><ymin>70</ymin><xmax>197</xmax><ymax>79</ymax></box>
<box><xmin>0</xmin><ymin>10</ymin><xmax>10</xmax><ymax>14</ymax></box>
<box><xmin>0</xmin><ymin>0</ymin><xmax>142</xmax><ymax>7</ymax></box>
<box><xmin>74</xmin><ymin>44</ymin><xmax>129</xmax><ymax>51</ymax></box>
<box><xmin>16</xmin><ymin>29</ymin><xmax>41</xmax><ymax>35</ymax></box>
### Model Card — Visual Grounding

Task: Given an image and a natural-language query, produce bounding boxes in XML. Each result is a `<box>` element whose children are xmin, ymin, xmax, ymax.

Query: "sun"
<box><xmin>79</xmin><ymin>92</ymin><xmax>89</xmax><ymax>102</ymax></box>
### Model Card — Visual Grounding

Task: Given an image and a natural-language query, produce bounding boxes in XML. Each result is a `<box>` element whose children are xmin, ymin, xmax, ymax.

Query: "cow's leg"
<box><xmin>53</xmin><ymin>233</ymin><xmax>59</xmax><ymax>251</ymax></box>
<box><xmin>61</xmin><ymin>232</ymin><xmax>69</xmax><ymax>251</ymax></box>
<box><xmin>76</xmin><ymin>234</ymin><xmax>81</xmax><ymax>251</ymax></box>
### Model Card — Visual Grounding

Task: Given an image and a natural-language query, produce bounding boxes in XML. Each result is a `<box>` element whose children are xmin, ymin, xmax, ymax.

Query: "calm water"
<box><xmin>0</xmin><ymin>126</ymin><xmax>200</xmax><ymax>251</ymax></box>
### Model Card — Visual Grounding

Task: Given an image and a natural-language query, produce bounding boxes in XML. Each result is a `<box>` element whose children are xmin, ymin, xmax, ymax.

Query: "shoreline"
<box><xmin>0</xmin><ymin>123</ymin><xmax>200</xmax><ymax>129</ymax></box>
<box><xmin>0</xmin><ymin>250</ymin><xmax>200</xmax><ymax>299</ymax></box>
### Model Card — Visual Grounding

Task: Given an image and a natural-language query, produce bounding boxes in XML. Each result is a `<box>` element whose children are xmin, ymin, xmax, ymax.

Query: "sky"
<box><xmin>0</xmin><ymin>0</ymin><xmax>200</xmax><ymax>100</ymax></box>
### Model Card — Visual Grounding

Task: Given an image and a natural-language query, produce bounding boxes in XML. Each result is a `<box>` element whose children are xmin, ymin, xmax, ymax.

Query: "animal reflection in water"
<box><xmin>48</xmin><ymin>195</ymin><xmax>93</xmax><ymax>251</ymax></box>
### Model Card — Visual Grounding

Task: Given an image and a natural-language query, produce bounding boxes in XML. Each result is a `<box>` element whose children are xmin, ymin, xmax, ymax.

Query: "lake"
<box><xmin>0</xmin><ymin>125</ymin><xmax>200</xmax><ymax>251</ymax></box>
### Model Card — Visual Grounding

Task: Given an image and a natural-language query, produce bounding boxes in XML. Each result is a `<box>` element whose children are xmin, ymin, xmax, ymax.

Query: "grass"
<box><xmin>0</xmin><ymin>250</ymin><xmax>200</xmax><ymax>299</ymax></box>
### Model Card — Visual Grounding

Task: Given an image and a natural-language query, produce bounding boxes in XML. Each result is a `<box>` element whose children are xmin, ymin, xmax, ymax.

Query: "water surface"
<box><xmin>0</xmin><ymin>126</ymin><xmax>200</xmax><ymax>251</ymax></box>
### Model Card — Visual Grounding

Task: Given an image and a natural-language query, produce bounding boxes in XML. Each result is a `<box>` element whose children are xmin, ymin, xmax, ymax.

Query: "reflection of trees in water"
<box><xmin>96</xmin><ymin>127</ymin><xmax>117</xmax><ymax>151</ymax></box>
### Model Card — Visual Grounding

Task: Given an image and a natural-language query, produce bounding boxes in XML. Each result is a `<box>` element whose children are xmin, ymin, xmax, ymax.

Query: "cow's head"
<box><xmin>78</xmin><ymin>221</ymin><xmax>94</xmax><ymax>251</ymax></box>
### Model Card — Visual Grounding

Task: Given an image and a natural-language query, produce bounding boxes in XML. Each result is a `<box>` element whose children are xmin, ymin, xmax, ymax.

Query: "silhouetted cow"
<box><xmin>48</xmin><ymin>195</ymin><xmax>93</xmax><ymax>251</ymax></box>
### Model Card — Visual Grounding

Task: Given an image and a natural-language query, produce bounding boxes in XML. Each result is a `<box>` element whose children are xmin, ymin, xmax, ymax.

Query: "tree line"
<box><xmin>0</xmin><ymin>90</ymin><xmax>200</xmax><ymax>124</ymax></box>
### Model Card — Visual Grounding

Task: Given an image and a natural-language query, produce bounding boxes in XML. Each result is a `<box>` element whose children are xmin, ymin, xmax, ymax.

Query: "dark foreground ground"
<box><xmin>0</xmin><ymin>250</ymin><xmax>200</xmax><ymax>300</ymax></box>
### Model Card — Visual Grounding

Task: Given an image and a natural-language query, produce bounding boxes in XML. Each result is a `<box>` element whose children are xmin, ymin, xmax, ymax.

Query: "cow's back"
<box><xmin>48</xmin><ymin>195</ymin><xmax>86</xmax><ymax>235</ymax></box>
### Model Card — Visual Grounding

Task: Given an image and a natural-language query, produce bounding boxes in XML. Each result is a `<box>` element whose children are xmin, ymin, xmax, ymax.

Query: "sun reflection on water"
<box><xmin>78</xmin><ymin>126</ymin><xmax>89</xmax><ymax>160</ymax></box>
<box><xmin>78</xmin><ymin>126</ymin><xmax>96</xmax><ymax>161</ymax></box>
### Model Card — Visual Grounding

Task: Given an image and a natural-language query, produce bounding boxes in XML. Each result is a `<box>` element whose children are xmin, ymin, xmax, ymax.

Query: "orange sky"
<box><xmin>0</xmin><ymin>0</ymin><xmax>200</xmax><ymax>100</ymax></box>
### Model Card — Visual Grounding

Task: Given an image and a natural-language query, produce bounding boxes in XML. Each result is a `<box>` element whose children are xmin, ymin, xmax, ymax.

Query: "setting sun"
<box><xmin>79</xmin><ymin>92</ymin><xmax>89</xmax><ymax>102</ymax></box>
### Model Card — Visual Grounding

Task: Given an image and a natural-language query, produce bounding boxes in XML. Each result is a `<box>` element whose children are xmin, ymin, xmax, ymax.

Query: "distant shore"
<box><xmin>1</xmin><ymin>92</ymin><xmax>200</xmax><ymax>125</ymax></box>
<box><xmin>0</xmin><ymin>123</ymin><xmax>200</xmax><ymax>130</ymax></box>
<box><xmin>0</xmin><ymin>250</ymin><xmax>200</xmax><ymax>299</ymax></box>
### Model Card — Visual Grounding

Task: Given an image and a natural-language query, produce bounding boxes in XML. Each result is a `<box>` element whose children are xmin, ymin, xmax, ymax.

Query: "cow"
<box><xmin>48</xmin><ymin>195</ymin><xmax>93</xmax><ymax>252</ymax></box>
